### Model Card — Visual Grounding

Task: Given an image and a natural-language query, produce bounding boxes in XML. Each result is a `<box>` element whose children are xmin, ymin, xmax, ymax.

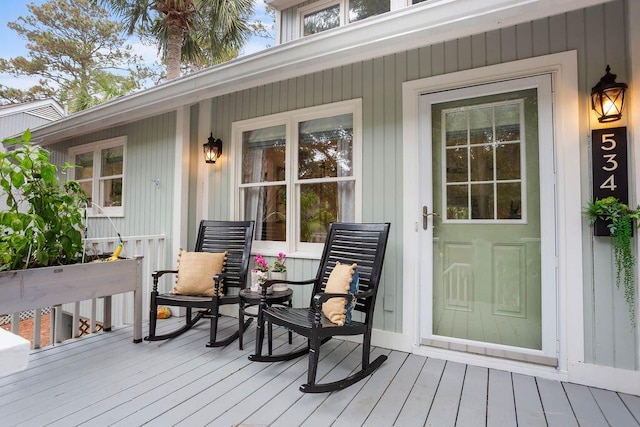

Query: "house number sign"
<box><xmin>592</xmin><ymin>127</ymin><xmax>628</xmax><ymax>236</ymax></box>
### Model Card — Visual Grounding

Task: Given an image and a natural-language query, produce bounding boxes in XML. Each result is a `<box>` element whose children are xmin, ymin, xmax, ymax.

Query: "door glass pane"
<box><xmin>497</xmin><ymin>182</ymin><xmax>522</xmax><ymax>219</ymax></box>
<box><xmin>469</xmin><ymin>107</ymin><xmax>493</xmax><ymax>145</ymax></box>
<box><xmin>446</xmin><ymin>185</ymin><xmax>468</xmax><ymax>220</ymax></box>
<box><xmin>496</xmin><ymin>143</ymin><xmax>520</xmax><ymax>180</ymax></box>
<box><xmin>243</xmin><ymin>185</ymin><xmax>286</xmax><ymax>242</ymax></box>
<box><xmin>303</xmin><ymin>4</ymin><xmax>340</xmax><ymax>36</ymax></box>
<box><xmin>469</xmin><ymin>146</ymin><xmax>493</xmax><ymax>182</ymax></box>
<box><xmin>445</xmin><ymin>111</ymin><xmax>467</xmax><ymax>146</ymax></box>
<box><xmin>101</xmin><ymin>146</ymin><xmax>123</xmax><ymax>177</ymax></box>
<box><xmin>470</xmin><ymin>183</ymin><xmax>494</xmax><ymax>219</ymax></box>
<box><xmin>349</xmin><ymin>0</ymin><xmax>390</xmax><ymax>23</ymax></box>
<box><xmin>298</xmin><ymin>114</ymin><xmax>353</xmax><ymax>179</ymax></box>
<box><xmin>446</xmin><ymin>147</ymin><xmax>467</xmax><ymax>183</ymax></box>
<box><xmin>242</xmin><ymin>125</ymin><xmax>286</xmax><ymax>184</ymax></box>
<box><xmin>300</xmin><ymin>181</ymin><xmax>355</xmax><ymax>243</ymax></box>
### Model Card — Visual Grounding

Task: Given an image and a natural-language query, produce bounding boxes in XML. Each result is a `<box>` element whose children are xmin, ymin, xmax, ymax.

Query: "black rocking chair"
<box><xmin>145</xmin><ymin>220</ymin><xmax>255</xmax><ymax>347</ymax></box>
<box><xmin>249</xmin><ymin>222</ymin><xmax>391</xmax><ymax>393</ymax></box>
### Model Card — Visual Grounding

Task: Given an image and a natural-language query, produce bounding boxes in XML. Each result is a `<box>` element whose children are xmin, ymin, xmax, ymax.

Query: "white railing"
<box><xmin>1</xmin><ymin>234</ymin><xmax>166</xmax><ymax>348</ymax></box>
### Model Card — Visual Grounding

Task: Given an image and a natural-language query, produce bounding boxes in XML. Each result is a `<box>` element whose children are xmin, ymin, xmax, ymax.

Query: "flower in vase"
<box><xmin>272</xmin><ymin>252</ymin><xmax>287</xmax><ymax>273</ymax></box>
<box><xmin>253</xmin><ymin>254</ymin><xmax>269</xmax><ymax>272</ymax></box>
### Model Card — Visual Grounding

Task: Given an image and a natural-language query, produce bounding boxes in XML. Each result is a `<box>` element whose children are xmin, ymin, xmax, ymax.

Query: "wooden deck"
<box><xmin>1</xmin><ymin>316</ymin><xmax>639</xmax><ymax>426</ymax></box>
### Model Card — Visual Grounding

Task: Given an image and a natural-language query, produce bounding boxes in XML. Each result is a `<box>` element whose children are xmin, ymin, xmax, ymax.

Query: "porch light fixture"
<box><xmin>203</xmin><ymin>133</ymin><xmax>222</xmax><ymax>164</ymax></box>
<box><xmin>591</xmin><ymin>65</ymin><xmax>628</xmax><ymax>123</ymax></box>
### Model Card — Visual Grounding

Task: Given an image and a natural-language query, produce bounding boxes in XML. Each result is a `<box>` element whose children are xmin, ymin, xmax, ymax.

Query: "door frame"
<box><xmin>402</xmin><ymin>51</ymin><xmax>581</xmax><ymax>377</ymax></box>
<box><xmin>418</xmin><ymin>75</ymin><xmax>556</xmax><ymax>364</ymax></box>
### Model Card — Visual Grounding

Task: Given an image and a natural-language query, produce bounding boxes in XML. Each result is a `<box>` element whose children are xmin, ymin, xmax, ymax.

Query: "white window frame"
<box><xmin>68</xmin><ymin>136</ymin><xmax>126</xmax><ymax>218</ymax></box>
<box><xmin>297</xmin><ymin>0</ymin><xmax>392</xmax><ymax>38</ymax></box>
<box><xmin>232</xmin><ymin>99</ymin><xmax>362</xmax><ymax>258</ymax></box>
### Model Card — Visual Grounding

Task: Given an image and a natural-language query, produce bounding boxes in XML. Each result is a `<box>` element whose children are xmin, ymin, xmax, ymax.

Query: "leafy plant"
<box><xmin>587</xmin><ymin>196</ymin><xmax>639</xmax><ymax>326</ymax></box>
<box><xmin>0</xmin><ymin>130</ymin><xmax>87</xmax><ymax>270</ymax></box>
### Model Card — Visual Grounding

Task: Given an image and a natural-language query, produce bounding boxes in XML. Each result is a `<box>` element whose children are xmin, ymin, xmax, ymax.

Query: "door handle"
<box><xmin>423</xmin><ymin>206</ymin><xmax>439</xmax><ymax>230</ymax></box>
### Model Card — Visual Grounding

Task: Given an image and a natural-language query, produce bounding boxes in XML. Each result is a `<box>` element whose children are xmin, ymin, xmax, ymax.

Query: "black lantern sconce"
<box><xmin>203</xmin><ymin>133</ymin><xmax>222</xmax><ymax>164</ymax></box>
<box><xmin>591</xmin><ymin>65</ymin><xmax>628</xmax><ymax>123</ymax></box>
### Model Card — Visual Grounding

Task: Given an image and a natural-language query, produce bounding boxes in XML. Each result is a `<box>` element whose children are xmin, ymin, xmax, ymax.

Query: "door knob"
<box><xmin>423</xmin><ymin>206</ymin><xmax>439</xmax><ymax>229</ymax></box>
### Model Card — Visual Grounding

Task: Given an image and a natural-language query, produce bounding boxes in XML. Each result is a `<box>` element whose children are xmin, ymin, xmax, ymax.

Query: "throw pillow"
<box><xmin>322</xmin><ymin>262</ymin><xmax>358</xmax><ymax>326</ymax></box>
<box><xmin>172</xmin><ymin>249</ymin><xmax>227</xmax><ymax>297</ymax></box>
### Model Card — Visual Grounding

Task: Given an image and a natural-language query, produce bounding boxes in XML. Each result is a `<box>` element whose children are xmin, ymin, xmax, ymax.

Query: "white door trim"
<box><xmin>402</xmin><ymin>51</ymin><xmax>581</xmax><ymax>377</ymax></box>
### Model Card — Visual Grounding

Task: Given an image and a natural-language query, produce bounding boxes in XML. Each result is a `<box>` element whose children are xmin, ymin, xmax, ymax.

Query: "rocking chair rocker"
<box><xmin>249</xmin><ymin>222</ymin><xmax>390</xmax><ymax>393</ymax></box>
<box><xmin>145</xmin><ymin>220</ymin><xmax>254</xmax><ymax>347</ymax></box>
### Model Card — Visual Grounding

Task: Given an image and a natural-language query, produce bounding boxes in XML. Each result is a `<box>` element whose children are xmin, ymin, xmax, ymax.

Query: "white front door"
<box><xmin>419</xmin><ymin>75</ymin><xmax>557</xmax><ymax>364</ymax></box>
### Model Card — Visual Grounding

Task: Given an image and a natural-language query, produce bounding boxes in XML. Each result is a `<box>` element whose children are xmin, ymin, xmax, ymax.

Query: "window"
<box><xmin>442</xmin><ymin>100</ymin><xmax>525</xmax><ymax>223</ymax></box>
<box><xmin>234</xmin><ymin>100</ymin><xmax>362</xmax><ymax>255</ymax></box>
<box><xmin>68</xmin><ymin>136</ymin><xmax>126</xmax><ymax>217</ymax></box>
<box><xmin>299</xmin><ymin>0</ymin><xmax>390</xmax><ymax>37</ymax></box>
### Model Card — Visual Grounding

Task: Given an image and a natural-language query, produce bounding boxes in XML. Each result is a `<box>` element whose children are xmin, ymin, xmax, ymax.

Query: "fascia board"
<box><xmin>32</xmin><ymin>0</ymin><xmax>611</xmax><ymax>145</ymax></box>
<box><xmin>265</xmin><ymin>0</ymin><xmax>306</xmax><ymax>9</ymax></box>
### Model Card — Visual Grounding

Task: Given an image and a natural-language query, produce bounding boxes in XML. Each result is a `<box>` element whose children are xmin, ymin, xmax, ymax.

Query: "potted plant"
<box><xmin>251</xmin><ymin>254</ymin><xmax>269</xmax><ymax>293</ymax></box>
<box><xmin>0</xmin><ymin>130</ymin><xmax>143</xmax><ymax>341</ymax></box>
<box><xmin>270</xmin><ymin>252</ymin><xmax>288</xmax><ymax>291</ymax></box>
<box><xmin>587</xmin><ymin>196</ymin><xmax>638</xmax><ymax>326</ymax></box>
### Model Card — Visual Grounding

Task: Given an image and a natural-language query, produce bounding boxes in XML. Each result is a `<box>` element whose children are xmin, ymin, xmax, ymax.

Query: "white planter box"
<box><xmin>0</xmin><ymin>257</ymin><xmax>143</xmax><ymax>342</ymax></box>
<box><xmin>0</xmin><ymin>328</ymin><xmax>30</xmax><ymax>377</ymax></box>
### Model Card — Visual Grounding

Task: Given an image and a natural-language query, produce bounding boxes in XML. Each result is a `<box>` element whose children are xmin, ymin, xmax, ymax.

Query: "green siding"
<box><xmin>203</xmin><ymin>0</ymin><xmax>636</xmax><ymax>368</ymax></box>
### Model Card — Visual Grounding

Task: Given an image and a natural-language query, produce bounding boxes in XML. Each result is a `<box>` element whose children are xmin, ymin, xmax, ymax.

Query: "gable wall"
<box><xmin>208</xmin><ymin>0</ymin><xmax>636</xmax><ymax>368</ymax></box>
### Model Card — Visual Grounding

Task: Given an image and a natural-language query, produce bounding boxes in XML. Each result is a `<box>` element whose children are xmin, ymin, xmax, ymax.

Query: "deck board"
<box><xmin>0</xmin><ymin>318</ymin><xmax>638</xmax><ymax>426</ymax></box>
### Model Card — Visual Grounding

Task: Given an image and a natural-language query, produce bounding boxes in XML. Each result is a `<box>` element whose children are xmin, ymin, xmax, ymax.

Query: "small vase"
<box><xmin>250</xmin><ymin>270</ymin><xmax>269</xmax><ymax>293</ymax></box>
<box><xmin>269</xmin><ymin>271</ymin><xmax>288</xmax><ymax>291</ymax></box>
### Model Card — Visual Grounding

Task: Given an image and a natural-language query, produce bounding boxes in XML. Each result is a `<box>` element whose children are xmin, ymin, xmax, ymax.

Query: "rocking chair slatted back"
<box><xmin>196</xmin><ymin>220</ymin><xmax>254</xmax><ymax>291</ymax></box>
<box><xmin>315</xmin><ymin>224</ymin><xmax>389</xmax><ymax>316</ymax></box>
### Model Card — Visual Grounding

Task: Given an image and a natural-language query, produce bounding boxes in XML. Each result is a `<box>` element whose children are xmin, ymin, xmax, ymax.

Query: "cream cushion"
<box><xmin>322</xmin><ymin>262</ymin><xmax>357</xmax><ymax>326</ymax></box>
<box><xmin>172</xmin><ymin>249</ymin><xmax>227</xmax><ymax>297</ymax></box>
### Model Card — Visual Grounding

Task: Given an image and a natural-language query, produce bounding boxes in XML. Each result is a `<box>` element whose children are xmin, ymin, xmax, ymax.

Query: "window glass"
<box><xmin>300</xmin><ymin>181</ymin><xmax>355</xmax><ymax>243</ymax></box>
<box><xmin>303</xmin><ymin>4</ymin><xmax>340</xmax><ymax>36</ymax></box>
<box><xmin>298</xmin><ymin>114</ymin><xmax>353</xmax><ymax>180</ymax></box>
<box><xmin>75</xmin><ymin>152</ymin><xmax>93</xmax><ymax>179</ymax></box>
<box><xmin>101</xmin><ymin>146</ymin><xmax>123</xmax><ymax>177</ymax></box>
<box><xmin>349</xmin><ymin>0</ymin><xmax>390</xmax><ymax>23</ymax></box>
<box><xmin>102</xmin><ymin>178</ymin><xmax>122</xmax><ymax>207</ymax></box>
<box><xmin>236</xmin><ymin>102</ymin><xmax>360</xmax><ymax>252</ymax></box>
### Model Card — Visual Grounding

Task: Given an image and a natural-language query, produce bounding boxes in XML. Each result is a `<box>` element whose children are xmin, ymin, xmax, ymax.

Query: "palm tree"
<box><xmin>99</xmin><ymin>0</ymin><xmax>254</xmax><ymax>80</ymax></box>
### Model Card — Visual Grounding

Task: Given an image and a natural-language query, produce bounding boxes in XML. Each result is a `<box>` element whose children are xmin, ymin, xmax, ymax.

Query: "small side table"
<box><xmin>239</xmin><ymin>288</ymin><xmax>293</xmax><ymax>354</ymax></box>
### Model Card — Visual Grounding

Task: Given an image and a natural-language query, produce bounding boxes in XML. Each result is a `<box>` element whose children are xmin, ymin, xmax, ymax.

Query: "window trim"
<box><xmin>297</xmin><ymin>0</ymin><xmax>392</xmax><ymax>38</ymax></box>
<box><xmin>68</xmin><ymin>136</ymin><xmax>126</xmax><ymax>218</ymax></box>
<box><xmin>232</xmin><ymin>99</ymin><xmax>362</xmax><ymax>257</ymax></box>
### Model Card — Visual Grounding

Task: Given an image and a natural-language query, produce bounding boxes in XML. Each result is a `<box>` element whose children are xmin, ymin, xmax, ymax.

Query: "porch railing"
<box><xmin>0</xmin><ymin>234</ymin><xmax>166</xmax><ymax>348</ymax></box>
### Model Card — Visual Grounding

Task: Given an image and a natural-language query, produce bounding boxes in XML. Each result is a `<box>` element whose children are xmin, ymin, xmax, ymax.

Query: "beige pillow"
<box><xmin>322</xmin><ymin>262</ymin><xmax>357</xmax><ymax>326</ymax></box>
<box><xmin>172</xmin><ymin>249</ymin><xmax>227</xmax><ymax>297</ymax></box>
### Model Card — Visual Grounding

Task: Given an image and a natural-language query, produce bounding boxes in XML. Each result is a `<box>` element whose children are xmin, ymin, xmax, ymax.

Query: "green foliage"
<box><xmin>0</xmin><ymin>130</ymin><xmax>87</xmax><ymax>270</ymax></box>
<box><xmin>99</xmin><ymin>0</ymin><xmax>257</xmax><ymax>79</ymax></box>
<box><xmin>0</xmin><ymin>0</ymin><xmax>157</xmax><ymax>111</ymax></box>
<box><xmin>587</xmin><ymin>196</ymin><xmax>639</xmax><ymax>326</ymax></box>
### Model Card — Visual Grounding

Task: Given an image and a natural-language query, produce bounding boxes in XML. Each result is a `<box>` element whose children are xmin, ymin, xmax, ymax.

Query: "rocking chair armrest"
<box><xmin>152</xmin><ymin>269</ymin><xmax>178</xmax><ymax>279</ymax></box>
<box><xmin>151</xmin><ymin>269</ymin><xmax>178</xmax><ymax>292</ymax></box>
<box><xmin>311</xmin><ymin>289</ymin><xmax>376</xmax><ymax>312</ymax></box>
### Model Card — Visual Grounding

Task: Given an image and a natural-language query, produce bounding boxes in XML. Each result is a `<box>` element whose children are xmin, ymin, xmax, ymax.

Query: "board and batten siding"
<box><xmin>205</xmin><ymin>0</ymin><xmax>636</xmax><ymax>368</ymax></box>
<box><xmin>48</xmin><ymin>112</ymin><xmax>177</xmax><ymax>255</ymax></box>
<box><xmin>1</xmin><ymin>113</ymin><xmax>60</xmax><ymax>141</ymax></box>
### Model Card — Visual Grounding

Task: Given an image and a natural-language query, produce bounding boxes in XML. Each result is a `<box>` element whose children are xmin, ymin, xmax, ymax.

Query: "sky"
<box><xmin>0</xmin><ymin>0</ymin><xmax>274</xmax><ymax>91</ymax></box>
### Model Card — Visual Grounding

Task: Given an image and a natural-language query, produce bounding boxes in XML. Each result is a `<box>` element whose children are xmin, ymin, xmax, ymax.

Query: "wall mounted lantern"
<box><xmin>203</xmin><ymin>133</ymin><xmax>222</xmax><ymax>164</ymax></box>
<box><xmin>591</xmin><ymin>65</ymin><xmax>628</xmax><ymax>123</ymax></box>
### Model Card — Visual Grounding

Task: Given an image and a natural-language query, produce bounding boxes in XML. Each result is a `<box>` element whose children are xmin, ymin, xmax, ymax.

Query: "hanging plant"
<box><xmin>586</xmin><ymin>196</ymin><xmax>639</xmax><ymax>326</ymax></box>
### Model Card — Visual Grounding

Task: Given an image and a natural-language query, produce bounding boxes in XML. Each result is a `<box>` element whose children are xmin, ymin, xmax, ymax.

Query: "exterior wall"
<box><xmin>47</xmin><ymin>112</ymin><xmax>177</xmax><ymax>247</ymax></box>
<box><xmin>279</xmin><ymin>0</ymin><xmax>322</xmax><ymax>43</ymax></box>
<box><xmin>206</xmin><ymin>0</ymin><xmax>636</xmax><ymax>368</ymax></box>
